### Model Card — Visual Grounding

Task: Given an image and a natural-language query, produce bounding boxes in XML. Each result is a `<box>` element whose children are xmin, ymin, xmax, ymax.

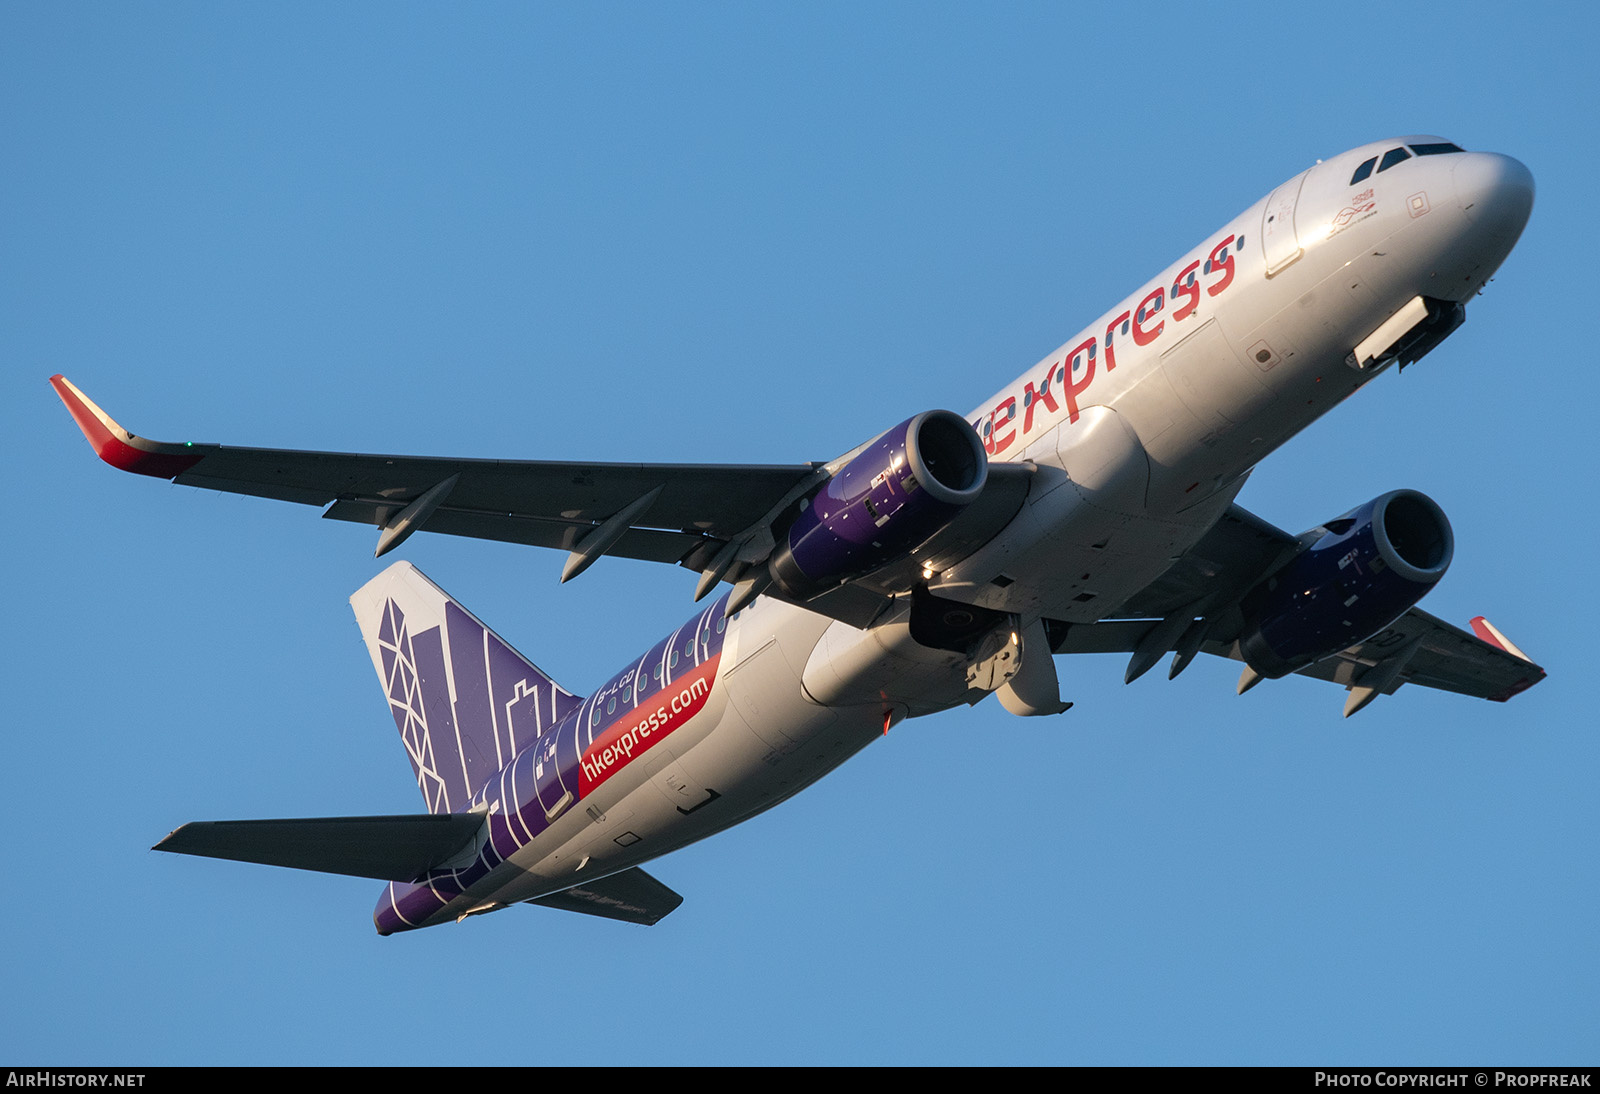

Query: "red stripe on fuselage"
<box><xmin>578</xmin><ymin>654</ymin><xmax>720</xmax><ymax>797</ymax></box>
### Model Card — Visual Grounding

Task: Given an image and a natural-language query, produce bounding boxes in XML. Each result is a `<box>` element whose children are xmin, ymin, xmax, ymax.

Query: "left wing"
<box><xmin>1048</xmin><ymin>502</ymin><xmax>1545</xmax><ymax>715</ymax></box>
<box><xmin>51</xmin><ymin>377</ymin><xmax>1031</xmax><ymax>626</ymax></box>
<box><xmin>1051</xmin><ymin>604</ymin><xmax>1544</xmax><ymax>716</ymax></box>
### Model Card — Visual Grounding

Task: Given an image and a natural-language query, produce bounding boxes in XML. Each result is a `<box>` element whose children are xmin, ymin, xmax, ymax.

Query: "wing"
<box><xmin>52</xmin><ymin>375</ymin><xmax>820</xmax><ymax>562</ymax></box>
<box><xmin>1048</xmin><ymin>502</ymin><xmax>1545</xmax><ymax>715</ymax></box>
<box><xmin>1266</xmin><ymin>610</ymin><xmax>1544</xmax><ymax>704</ymax></box>
<box><xmin>51</xmin><ymin>376</ymin><xmax>1030</xmax><ymax>626</ymax></box>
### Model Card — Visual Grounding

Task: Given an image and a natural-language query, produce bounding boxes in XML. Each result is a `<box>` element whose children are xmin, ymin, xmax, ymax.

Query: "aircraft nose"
<box><xmin>1453</xmin><ymin>152</ymin><xmax>1535</xmax><ymax>238</ymax></box>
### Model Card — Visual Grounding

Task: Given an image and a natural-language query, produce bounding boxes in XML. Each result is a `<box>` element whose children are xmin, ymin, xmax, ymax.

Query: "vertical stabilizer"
<box><xmin>351</xmin><ymin>562</ymin><xmax>583</xmax><ymax>814</ymax></box>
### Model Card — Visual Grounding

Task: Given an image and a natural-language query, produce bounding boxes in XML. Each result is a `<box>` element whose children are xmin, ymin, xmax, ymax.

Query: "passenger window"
<box><xmin>1410</xmin><ymin>142</ymin><xmax>1464</xmax><ymax>156</ymax></box>
<box><xmin>1350</xmin><ymin>157</ymin><xmax>1377</xmax><ymax>185</ymax></box>
<box><xmin>1377</xmin><ymin>147</ymin><xmax>1411</xmax><ymax>173</ymax></box>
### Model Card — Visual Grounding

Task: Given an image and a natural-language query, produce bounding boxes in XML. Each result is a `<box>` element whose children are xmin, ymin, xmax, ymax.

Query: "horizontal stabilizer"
<box><xmin>528</xmin><ymin>867</ymin><xmax>683</xmax><ymax>926</ymax></box>
<box><xmin>155</xmin><ymin>813</ymin><xmax>484</xmax><ymax>881</ymax></box>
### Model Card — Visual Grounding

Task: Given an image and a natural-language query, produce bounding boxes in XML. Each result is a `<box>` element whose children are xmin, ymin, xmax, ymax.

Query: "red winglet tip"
<box><xmin>49</xmin><ymin>375</ymin><xmax>205</xmax><ymax>479</ymax></box>
<box><xmin>1469</xmin><ymin>616</ymin><xmax>1532</xmax><ymax>662</ymax></box>
<box><xmin>1469</xmin><ymin>617</ymin><xmax>1542</xmax><ymax>696</ymax></box>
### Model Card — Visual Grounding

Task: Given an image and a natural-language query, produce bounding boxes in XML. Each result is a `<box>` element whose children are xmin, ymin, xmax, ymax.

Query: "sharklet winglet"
<box><xmin>49</xmin><ymin>375</ymin><xmax>213</xmax><ymax>478</ymax></box>
<box><xmin>1469</xmin><ymin>615</ymin><xmax>1532</xmax><ymax>662</ymax></box>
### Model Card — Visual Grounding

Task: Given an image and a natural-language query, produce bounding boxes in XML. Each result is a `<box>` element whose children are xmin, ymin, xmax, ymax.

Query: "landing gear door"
<box><xmin>1262</xmin><ymin>171</ymin><xmax>1307</xmax><ymax>277</ymax></box>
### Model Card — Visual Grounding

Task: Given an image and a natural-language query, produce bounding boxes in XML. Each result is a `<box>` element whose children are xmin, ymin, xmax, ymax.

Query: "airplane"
<box><xmin>51</xmin><ymin>135</ymin><xmax>1545</xmax><ymax>934</ymax></box>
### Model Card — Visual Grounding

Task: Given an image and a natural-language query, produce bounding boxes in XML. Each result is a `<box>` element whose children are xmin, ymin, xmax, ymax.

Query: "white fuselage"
<box><xmin>422</xmin><ymin>138</ymin><xmax>1533</xmax><ymax>924</ymax></box>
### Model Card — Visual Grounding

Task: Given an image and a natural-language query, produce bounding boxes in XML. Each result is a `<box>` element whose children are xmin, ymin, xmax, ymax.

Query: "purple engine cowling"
<box><xmin>1238</xmin><ymin>490</ymin><xmax>1453</xmax><ymax>679</ymax></box>
<box><xmin>769</xmin><ymin>410</ymin><xmax>988</xmax><ymax>599</ymax></box>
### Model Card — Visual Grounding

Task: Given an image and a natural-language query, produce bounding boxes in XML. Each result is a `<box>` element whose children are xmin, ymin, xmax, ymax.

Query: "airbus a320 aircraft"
<box><xmin>54</xmin><ymin>136</ymin><xmax>1544</xmax><ymax>934</ymax></box>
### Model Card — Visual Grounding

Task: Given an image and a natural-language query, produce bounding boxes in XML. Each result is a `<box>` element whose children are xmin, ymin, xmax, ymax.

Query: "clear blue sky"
<box><xmin>4</xmin><ymin>2</ymin><xmax>1595</xmax><ymax>1065</ymax></box>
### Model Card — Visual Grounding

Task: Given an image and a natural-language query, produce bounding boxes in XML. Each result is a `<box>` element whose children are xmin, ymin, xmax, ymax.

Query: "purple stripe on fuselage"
<box><xmin>373</xmin><ymin>593</ymin><xmax>733</xmax><ymax>934</ymax></box>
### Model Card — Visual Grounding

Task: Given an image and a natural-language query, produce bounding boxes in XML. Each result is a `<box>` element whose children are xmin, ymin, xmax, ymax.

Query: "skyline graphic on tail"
<box><xmin>351</xmin><ymin>563</ymin><xmax>582</xmax><ymax>814</ymax></box>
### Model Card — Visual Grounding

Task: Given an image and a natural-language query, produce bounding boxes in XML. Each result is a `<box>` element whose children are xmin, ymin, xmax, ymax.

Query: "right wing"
<box><xmin>51</xmin><ymin>377</ymin><xmax>1031</xmax><ymax>626</ymax></box>
<box><xmin>52</xmin><ymin>375</ymin><xmax>820</xmax><ymax>565</ymax></box>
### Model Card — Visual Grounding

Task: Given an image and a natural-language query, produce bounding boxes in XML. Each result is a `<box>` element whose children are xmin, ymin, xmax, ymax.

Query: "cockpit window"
<box><xmin>1350</xmin><ymin>157</ymin><xmax>1377</xmax><ymax>185</ymax></box>
<box><xmin>1377</xmin><ymin>147</ymin><xmax>1412</xmax><ymax>173</ymax></box>
<box><xmin>1409</xmin><ymin>142</ymin><xmax>1464</xmax><ymax>156</ymax></box>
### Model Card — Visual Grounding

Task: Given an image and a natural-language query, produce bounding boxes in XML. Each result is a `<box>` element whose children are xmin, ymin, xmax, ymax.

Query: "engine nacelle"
<box><xmin>1238</xmin><ymin>490</ymin><xmax>1453</xmax><ymax>679</ymax></box>
<box><xmin>769</xmin><ymin>410</ymin><xmax>988</xmax><ymax>600</ymax></box>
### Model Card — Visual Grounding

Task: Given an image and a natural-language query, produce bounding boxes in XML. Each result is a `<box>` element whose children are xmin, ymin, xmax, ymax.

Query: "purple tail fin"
<box><xmin>351</xmin><ymin>562</ymin><xmax>583</xmax><ymax>814</ymax></box>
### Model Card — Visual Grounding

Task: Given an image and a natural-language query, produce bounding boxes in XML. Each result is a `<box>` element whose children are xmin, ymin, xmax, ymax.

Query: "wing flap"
<box><xmin>323</xmin><ymin>499</ymin><xmax>708</xmax><ymax>564</ymax></box>
<box><xmin>154</xmin><ymin>814</ymin><xmax>485</xmax><ymax>881</ymax></box>
<box><xmin>171</xmin><ymin>446</ymin><xmax>819</xmax><ymax>537</ymax></box>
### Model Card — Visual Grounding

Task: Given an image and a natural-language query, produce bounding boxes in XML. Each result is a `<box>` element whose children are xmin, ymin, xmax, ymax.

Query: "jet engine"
<box><xmin>1237</xmin><ymin>490</ymin><xmax>1453</xmax><ymax>678</ymax></box>
<box><xmin>769</xmin><ymin>410</ymin><xmax>988</xmax><ymax>600</ymax></box>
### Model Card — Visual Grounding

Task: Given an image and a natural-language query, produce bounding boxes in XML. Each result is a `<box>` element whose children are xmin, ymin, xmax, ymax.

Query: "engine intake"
<box><xmin>770</xmin><ymin>410</ymin><xmax>988</xmax><ymax>600</ymax></box>
<box><xmin>1238</xmin><ymin>489</ymin><xmax>1453</xmax><ymax>678</ymax></box>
